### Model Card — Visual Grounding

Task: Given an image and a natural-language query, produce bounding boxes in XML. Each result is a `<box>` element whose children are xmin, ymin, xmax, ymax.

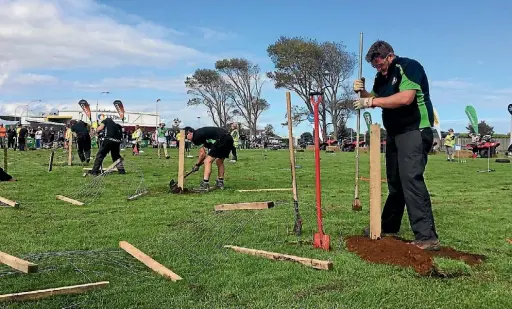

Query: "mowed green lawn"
<box><xmin>0</xmin><ymin>147</ymin><xmax>511</xmax><ymax>309</ymax></box>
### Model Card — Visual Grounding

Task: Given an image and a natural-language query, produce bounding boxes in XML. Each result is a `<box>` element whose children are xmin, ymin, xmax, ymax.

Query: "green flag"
<box><xmin>363</xmin><ymin>111</ymin><xmax>372</xmax><ymax>132</ymax></box>
<box><xmin>465</xmin><ymin>105</ymin><xmax>479</xmax><ymax>134</ymax></box>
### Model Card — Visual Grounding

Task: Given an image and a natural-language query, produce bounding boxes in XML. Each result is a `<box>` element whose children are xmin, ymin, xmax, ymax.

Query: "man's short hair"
<box><xmin>184</xmin><ymin>126</ymin><xmax>195</xmax><ymax>134</ymax></box>
<box><xmin>365</xmin><ymin>40</ymin><xmax>395</xmax><ymax>63</ymax></box>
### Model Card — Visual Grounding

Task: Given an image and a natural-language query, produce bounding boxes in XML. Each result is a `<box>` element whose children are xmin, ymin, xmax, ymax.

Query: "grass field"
<box><xmin>0</xmin><ymin>147</ymin><xmax>511</xmax><ymax>309</ymax></box>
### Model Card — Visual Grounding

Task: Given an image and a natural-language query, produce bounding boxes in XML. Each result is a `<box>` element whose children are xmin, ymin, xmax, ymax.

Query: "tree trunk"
<box><xmin>331</xmin><ymin>113</ymin><xmax>338</xmax><ymax>139</ymax></box>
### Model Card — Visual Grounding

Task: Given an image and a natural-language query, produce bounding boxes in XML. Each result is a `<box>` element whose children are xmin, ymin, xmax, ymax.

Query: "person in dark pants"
<box><xmin>89</xmin><ymin>118</ymin><xmax>125</xmax><ymax>176</ymax></box>
<box><xmin>70</xmin><ymin>120</ymin><xmax>92</xmax><ymax>164</ymax></box>
<box><xmin>7</xmin><ymin>129</ymin><xmax>15</xmax><ymax>149</ymax></box>
<box><xmin>18</xmin><ymin>125</ymin><xmax>28</xmax><ymax>151</ymax></box>
<box><xmin>184</xmin><ymin>126</ymin><xmax>234</xmax><ymax>191</ymax></box>
<box><xmin>0</xmin><ymin>168</ymin><xmax>15</xmax><ymax>181</ymax></box>
<box><xmin>353</xmin><ymin>40</ymin><xmax>439</xmax><ymax>250</ymax></box>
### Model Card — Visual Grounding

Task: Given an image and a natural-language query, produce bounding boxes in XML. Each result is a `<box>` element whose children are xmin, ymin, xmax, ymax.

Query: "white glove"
<box><xmin>353</xmin><ymin>79</ymin><xmax>365</xmax><ymax>93</ymax></box>
<box><xmin>353</xmin><ymin>97</ymin><xmax>374</xmax><ymax>110</ymax></box>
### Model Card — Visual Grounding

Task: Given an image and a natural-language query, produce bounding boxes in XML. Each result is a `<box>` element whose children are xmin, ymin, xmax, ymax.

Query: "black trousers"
<box><xmin>381</xmin><ymin>128</ymin><xmax>438</xmax><ymax>241</ymax></box>
<box><xmin>231</xmin><ymin>146</ymin><xmax>237</xmax><ymax>160</ymax></box>
<box><xmin>76</xmin><ymin>133</ymin><xmax>92</xmax><ymax>163</ymax></box>
<box><xmin>18</xmin><ymin>138</ymin><xmax>26</xmax><ymax>151</ymax></box>
<box><xmin>91</xmin><ymin>139</ymin><xmax>125</xmax><ymax>174</ymax></box>
<box><xmin>0</xmin><ymin>168</ymin><xmax>12</xmax><ymax>181</ymax></box>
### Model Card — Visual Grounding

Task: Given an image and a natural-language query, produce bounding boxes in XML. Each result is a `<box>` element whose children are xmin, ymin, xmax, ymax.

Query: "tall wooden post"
<box><xmin>3</xmin><ymin>139</ymin><xmax>7</xmax><ymax>172</ymax></box>
<box><xmin>369</xmin><ymin>124</ymin><xmax>382</xmax><ymax>240</ymax></box>
<box><xmin>68</xmin><ymin>134</ymin><xmax>73</xmax><ymax>166</ymax></box>
<box><xmin>286</xmin><ymin>92</ymin><xmax>302</xmax><ymax>236</ymax></box>
<box><xmin>178</xmin><ymin>129</ymin><xmax>185</xmax><ymax>189</ymax></box>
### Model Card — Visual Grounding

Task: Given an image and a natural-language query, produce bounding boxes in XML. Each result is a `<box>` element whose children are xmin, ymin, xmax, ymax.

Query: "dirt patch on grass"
<box><xmin>345</xmin><ymin>236</ymin><xmax>485</xmax><ymax>275</ymax></box>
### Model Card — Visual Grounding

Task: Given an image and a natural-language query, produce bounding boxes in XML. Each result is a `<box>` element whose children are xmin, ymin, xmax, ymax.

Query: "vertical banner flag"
<box><xmin>465</xmin><ymin>105</ymin><xmax>479</xmax><ymax>135</ymax></box>
<box><xmin>433</xmin><ymin>107</ymin><xmax>442</xmax><ymax>140</ymax></box>
<box><xmin>113</xmin><ymin>100</ymin><xmax>125</xmax><ymax>123</ymax></box>
<box><xmin>78</xmin><ymin>99</ymin><xmax>92</xmax><ymax>123</ymax></box>
<box><xmin>363</xmin><ymin>111</ymin><xmax>372</xmax><ymax>132</ymax></box>
<box><xmin>508</xmin><ymin>103</ymin><xmax>512</xmax><ymax>115</ymax></box>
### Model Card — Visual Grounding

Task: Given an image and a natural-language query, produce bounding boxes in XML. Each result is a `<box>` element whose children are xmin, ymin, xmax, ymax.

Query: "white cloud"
<box><xmin>9</xmin><ymin>73</ymin><xmax>59</xmax><ymax>86</ymax></box>
<box><xmin>199</xmin><ymin>27</ymin><xmax>237</xmax><ymax>40</ymax></box>
<box><xmin>0</xmin><ymin>0</ymin><xmax>213</xmax><ymax>85</ymax></box>
<box><xmin>73</xmin><ymin>75</ymin><xmax>188</xmax><ymax>93</ymax></box>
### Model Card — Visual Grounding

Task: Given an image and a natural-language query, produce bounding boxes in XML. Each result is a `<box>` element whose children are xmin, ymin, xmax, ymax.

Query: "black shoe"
<box><xmin>194</xmin><ymin>180</ymin><xmax>210</xmax><ymax>192</ymax></box>
<box><xmin>215</xmin><ymin>179</ymin><xmax>225</xmax><ymax>190</ymax></box>
<box><xmin>118</xmin><ymin>169</ymin><xmax>126</xmax><ymax>175</ymax></box>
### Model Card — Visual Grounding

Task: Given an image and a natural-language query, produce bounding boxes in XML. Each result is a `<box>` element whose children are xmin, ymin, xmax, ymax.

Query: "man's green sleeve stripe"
<box><xmin>398</xmin><ymin>66</ymin><xmax>421</xmax><ymax>92</ymax></box>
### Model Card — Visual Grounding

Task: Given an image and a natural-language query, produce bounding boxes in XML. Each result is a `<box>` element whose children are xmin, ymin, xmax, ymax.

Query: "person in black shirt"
<box><xmin>89</xmin><ymin>118</ymin><xmax>125</xmax><ymax>176</ymax></box>
<box><xmin>18</xmin><ymin>125</ymin><xmax>28</xmax><ymax>151</ymax></box>
<box><xmin>7</xmin><ymin>129</ymin><xmax>15</xmax><ymax>149</ymax></box>
<box><xmin>352</xmin><ymin>40</ymin><xmax>439</xmax><ymax>250</ymax></box>
<box><xmin>70</xmin><ymin>120</ymin><xmax>92</xmax><ymax>164</ymax></box>
<box><xmin>184</xmin><ymin>126</ymin><xmax>234</xmax><ymax>191</ymax></box>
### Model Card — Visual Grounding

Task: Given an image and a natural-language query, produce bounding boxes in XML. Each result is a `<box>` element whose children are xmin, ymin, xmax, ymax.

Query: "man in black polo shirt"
<box><xmin>353</xmin><ymin>40</ymin><xmax>439</xmax><ymax>250</ymax></box>
<box><xmin>184</xmin><ymin>126</ymin><xmax>234</xmax><ymax>191</ymax></box>
<box><xmin>89</xmin><ymin>118</ymin><xmax>125</xmax><ymax>176</ymax></box>
<box><xmin>70</xmin><ymin>120</ymin><xmax>92</xmax><ymax>164</ymax></box>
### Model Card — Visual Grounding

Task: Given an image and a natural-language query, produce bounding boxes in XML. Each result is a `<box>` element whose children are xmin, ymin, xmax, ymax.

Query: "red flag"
<box><xmin>78</xmin><ymin>99</ymin><xmax>92</xmax><ymax>122</ymax></box>
<box><xmin>113</xmin><ymin>100</ymin><xmax>125</xmax><ymax>123</ymax></box>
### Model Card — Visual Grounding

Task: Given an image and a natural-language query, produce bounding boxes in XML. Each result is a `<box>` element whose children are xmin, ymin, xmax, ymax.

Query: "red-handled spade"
<box><xmin>309</xmin><ymin>91</ymin><xmax>330</xmax><ymax>251</ymax></box>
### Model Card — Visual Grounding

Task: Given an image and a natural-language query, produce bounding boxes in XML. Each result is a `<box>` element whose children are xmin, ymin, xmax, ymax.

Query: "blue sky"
<box><xmin>1</xmin><ymin>0</ymin><xmax>511</xmax><ymax>136</ymax></box>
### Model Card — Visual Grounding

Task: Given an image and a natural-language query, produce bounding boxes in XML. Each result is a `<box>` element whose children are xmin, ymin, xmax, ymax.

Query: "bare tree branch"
<box><xmin>185</xmin><ymin>69</ymin><xmax>234</xmax><ymax>128</ymax></box>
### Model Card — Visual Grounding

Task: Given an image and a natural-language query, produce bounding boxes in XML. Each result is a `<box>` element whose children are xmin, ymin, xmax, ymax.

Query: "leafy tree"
<box><xmin>299</xmin><ymin>132</ymin><xmax>313</xmax><ymax>145</ymax></box>
<box><xmin>267</xmin><ymin>36</ymin><xmax>322</xmax><ymax>126</ymax></box>
<box><xmin>466</xmin><ymin>120</ymin><xmax>494</xmax><ymax>136</ymax></box>
<box><xmin>185</xmin><ymin>69</ymin><xmax>234</xmax><ymax>128</ymax></box>
<box><xmin>267</xmin><ymin>36</ymin><xmax>356</xmax><ymax>140</ymax></box>
<box><xmin>264</xmin><ymin>124</ymin><xmax>277</xmax><ymax>137</ymax></box>
<box><xmin>215</xmin><ymin>58</ymin><xmax>269</xmax><ymax>138</ymax></box>
<box><xmin>318</xmin><ymin>42</ymin><xmax>357</xmax><ymax>139</ymax></box>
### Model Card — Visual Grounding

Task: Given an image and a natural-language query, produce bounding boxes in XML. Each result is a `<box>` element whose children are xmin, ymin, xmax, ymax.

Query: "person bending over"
<box><xmin>184</xmin><ymin>126</ymin><xmax>234</xmax><ymax>191</ymax></box>
<box><xmin>89</xmin><ymin>118</ymin><xmax>125</xmax><ymax>176</ymax></box>
<box><xmin>70</xmin><ymin>120</ymin><xmax>92</xmax><ymax>164</ymax></box>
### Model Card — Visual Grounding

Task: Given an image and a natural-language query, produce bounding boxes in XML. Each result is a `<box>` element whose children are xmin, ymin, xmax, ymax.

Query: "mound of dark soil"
<box><xmin>345</xmin><ymin>236</ymin><xmax>485</xmax><ymax>275</ymax></box>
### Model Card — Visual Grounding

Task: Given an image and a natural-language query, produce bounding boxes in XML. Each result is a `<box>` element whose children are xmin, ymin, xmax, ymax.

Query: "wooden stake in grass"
<box><xmin>0</xmin><ymin>251</ymin><xmax>38</xmax><ymax>274</ymax></box>
<box><xmin>214</xmin><ymin>201</ymin><xmax>274</xmax><ymax>211</ymax></box>
<box><xmin>0</xmin><ymin>196</ymin><xmax>19</xmax><ymax>208</ymax></box>
<box><xmin>286</xmin><ymin>91</ymin><xmax>302</xmax><ymax>237</ymax></box>
<box><xmin>119</xmin><ymin>241</ymin><xmax>182</xmax><ymax>282</ymax></box>
<box><xmin>369</xmin><ymin>124</ymin><xmax>382</xmax><ymax>240</ymax></box>
<box><xmin>68</xmin><ymin>133</ymin><xmax>73</xmax><ymax>166</ymax></box>
<box><xmin>178</xmin><ymin>129</ymin><xmax>185</xmax><ymax>190</ymax></box>
<box><xmin>224</xmin><ymin>245</ymin><xmax>333</xmax><ymax>270</ymax></box>
<box><xmin>3</xmin><ymin>139</ymin><xmax>7</xmax><ymax>172</ymax></box>
<box><xmin>56</xmin><ymin>195</ymin><xmax>84</xmax><ymax>206</ymax></box>
<box><xmin>0</xmin><ymin>281</ymin><xmax>109</xmax><ymax>302</ymax></box>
